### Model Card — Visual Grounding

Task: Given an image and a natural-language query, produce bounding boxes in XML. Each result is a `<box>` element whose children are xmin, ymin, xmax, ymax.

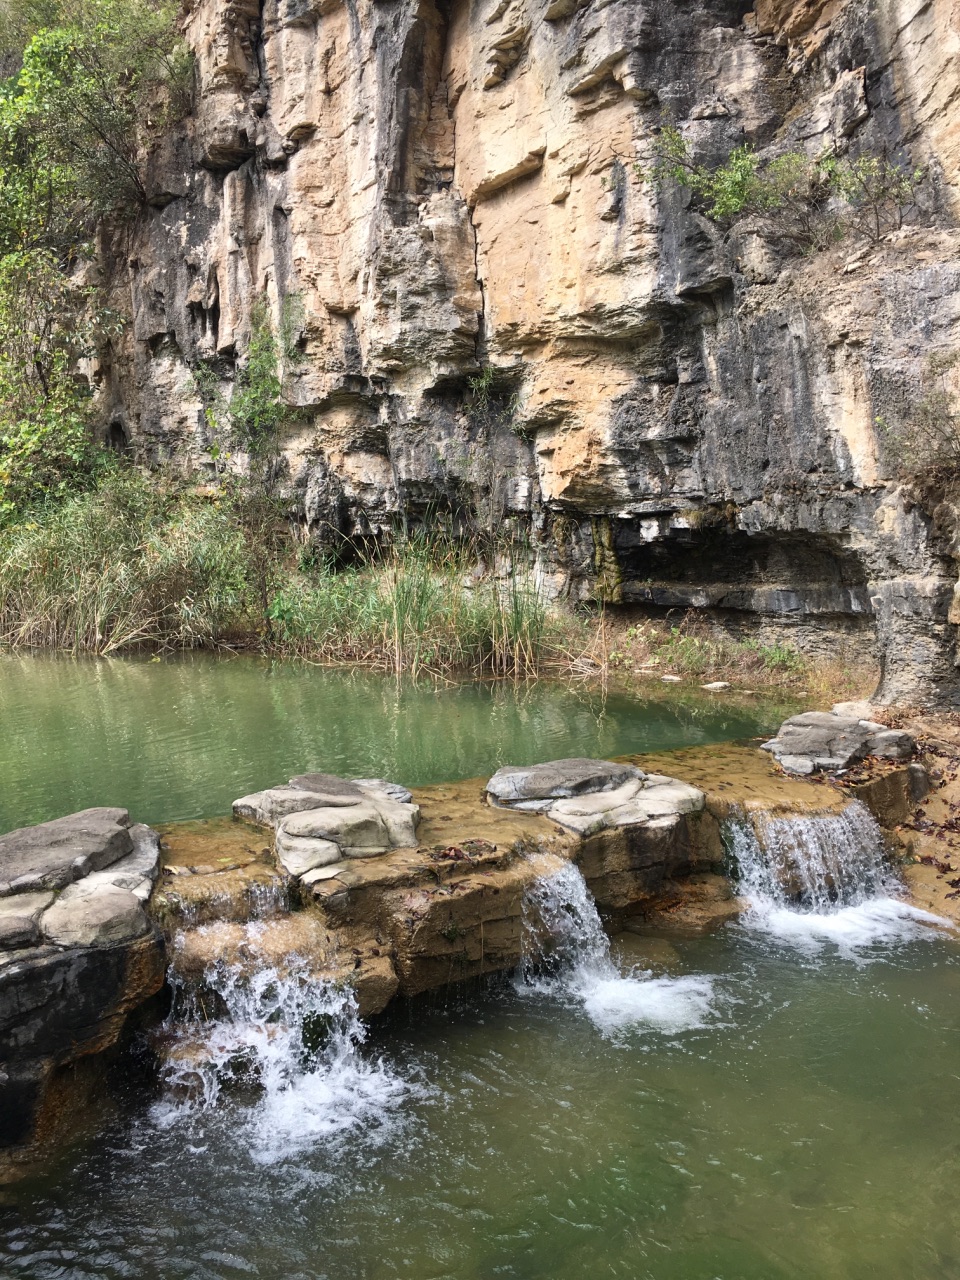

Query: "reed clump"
<box><xmin>0</xmin><ymin>470</ymin><xmax>557</xmax><ymax>675</ymax></box>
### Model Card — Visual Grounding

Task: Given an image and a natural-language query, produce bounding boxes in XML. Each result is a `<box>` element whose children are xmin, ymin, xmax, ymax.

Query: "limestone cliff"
<box><xmin>96</xmin><ymin>0</ymin><xmax>960</xmax><ymax>704</ymax></box>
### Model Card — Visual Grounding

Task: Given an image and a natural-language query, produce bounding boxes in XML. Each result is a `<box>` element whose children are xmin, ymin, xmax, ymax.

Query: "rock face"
<box><xmin>762</xmin><ymin>711</ymin><xmax>915</xmax><ymax>773</ymax></box>
<box><xmin>0</xmin><ymin>812</ymin><xmax>164</xmax><ymax>1177</ymax></box>
<box><xmin>91</xmin><ymin>0</ymin><xmax>960</xmax><ymax>705</ymax></box>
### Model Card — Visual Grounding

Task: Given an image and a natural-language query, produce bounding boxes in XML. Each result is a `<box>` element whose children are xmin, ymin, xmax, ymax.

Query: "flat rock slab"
<box><xmin>0</xmin><ymin>808</ymin><xmax>132</xmax><ymax>898</ymax></box>
<box><xmin>40</xmin><ymin>882</ymin><xmax>149</xmax><ymax>947</ymax></box>
<box><xmin>762</xmin><ymin>712</ymin><xmax>915</xmax><ymax>775</ymax></box>
<box><xmin>234</xmin><ymin>774</ymin><xmax>414</xmax><ymax>826</ymax></box>
<box><xmin>486</xmin><ymin>759</ymin><xmax>645</xmax><ymax>807</ymax></box>
<box><xmin>288</xmin><ymin>773</ymin><xmax>366</xmax><ymax>799</ymax></box>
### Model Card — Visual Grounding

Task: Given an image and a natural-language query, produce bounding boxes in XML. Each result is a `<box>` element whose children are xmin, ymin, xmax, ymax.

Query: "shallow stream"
<box><xmin>1</xmin><ymin>656</ymin><xmax>957</xmax><ymax>1279</ymax></box>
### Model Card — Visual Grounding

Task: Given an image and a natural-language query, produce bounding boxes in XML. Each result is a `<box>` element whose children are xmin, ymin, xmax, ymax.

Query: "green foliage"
<box><xmin>0</xmin><ymin>470</ymin><xmax>264</xmax><ymax>651</ymax></box>
<box><xmin>0</xmin><ymin>0</ymin><xmax>186</xmax><ymax>521</ymax></box>
<box><xmin>605</xmin><ymin>616</ymin><xmax>808</xmax><ymax>685</ymax></box>
<box><xmin>642</xmin><ymin>127</ymin><xmax>925</xmax><ymax>249</ymax></box>
<box><xmin>0</xmin><ymin>0</ymin><xmax>187</xmax><ymax>250</ymax></box>
<box><xmin>0</xmin><ymin>249</ymin><xmax>121</xmax><ymax>519</ymax></box>
<box><xmin>269</xmin><ymin>528</ymin><xmax>552</xmax><ymax>677</ymax></box>
<box><xmin>0</xmin><ymin>470</ymin><xmax>556</xmax><ymax>673</ymax></box>
<box><xmin>195</xmin><ymin>297</ymin><xmax>303</xmax><ymax>479</ymax></box>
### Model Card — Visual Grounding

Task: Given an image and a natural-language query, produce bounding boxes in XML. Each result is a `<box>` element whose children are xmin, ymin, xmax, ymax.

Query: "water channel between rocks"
<box><xmin>2</xmin><ymin>654</ymin><xmax>958</xmax><ymax>1280</ymax></box>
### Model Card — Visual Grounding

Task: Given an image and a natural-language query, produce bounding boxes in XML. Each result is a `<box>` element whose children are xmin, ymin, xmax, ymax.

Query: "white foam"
<box><xmin>726</xmin><ymin>802</ymin><xmax>953</xmax><ymax>960</ymax></box>
<box><xmin>153</xmin><ymin>951</ymin><xmax>412</xmax><ymax>1163</ymax></box>
<box><xmin>520</xmin><ymin>858</ymin><xmax>717</xmax><ymax>1036</ymax></box>
<box><xmin>575</xmin><ymin>972</ymin><xmax>716</xmax><ymax>1036</ymax></box>
<box><xmin>742</xmin><ymin>896</ymin><xmax>951</xmax><ymax>958</ymax></box>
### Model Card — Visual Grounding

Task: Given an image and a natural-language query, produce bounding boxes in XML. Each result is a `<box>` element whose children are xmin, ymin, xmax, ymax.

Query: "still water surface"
<box><xmin>1</xmin><ymin>656</ymin><xmax>955</xmax><ymax>1280</ymax></box>
<box><xmin>0</xmin><ymin>652</ymin><xmax>794</xmax><ymax>830</ymax></box>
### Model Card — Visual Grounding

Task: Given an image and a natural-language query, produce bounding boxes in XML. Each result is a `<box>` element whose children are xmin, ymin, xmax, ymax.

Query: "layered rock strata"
<box><xmin>93</xmin><ymin>0</ymin><xmax>960</xmax><ymax>704</ymax></box>
<box><xmin>0</xmin><ymin>811</ymin><xmax>165</xmax><ymax>1179</ymax></box>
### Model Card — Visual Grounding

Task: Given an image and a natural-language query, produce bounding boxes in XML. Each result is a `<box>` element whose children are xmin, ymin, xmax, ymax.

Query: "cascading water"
<box><xmin>726</xmin><ymin>800</ymin><xmax>948</xmax><ymax>955</ymax></box>
<box><xmin>153</xmin><ymin>929</ymin><xmax>411</xmax><ymax>1164</ymax></box>
<box><xmin>519</xmin><ymin>856</ymin><xmax>715</xmax><ymax>1036</ymax></box>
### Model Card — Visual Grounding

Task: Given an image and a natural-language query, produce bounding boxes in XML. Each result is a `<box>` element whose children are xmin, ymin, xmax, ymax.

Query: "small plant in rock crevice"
<box><xmin>193</xmin><ymin>295</ymin><xmax>304</xmax><ymax>486</ymax></box>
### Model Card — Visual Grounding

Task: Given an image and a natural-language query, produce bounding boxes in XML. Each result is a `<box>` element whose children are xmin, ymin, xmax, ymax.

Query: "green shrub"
<box><xmin>194</xmin><ymin>296</ymin><xmax>303</xmax><ymax>481</ymax></box>
<box><xmin>642</xmin><ymin>128</ymin><xmax>925</xmax><ymax>249</ymax></box>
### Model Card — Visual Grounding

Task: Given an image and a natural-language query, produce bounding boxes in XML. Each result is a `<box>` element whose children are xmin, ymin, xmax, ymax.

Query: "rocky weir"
<box><xmin>0</xmin><ymin>726</ymin><xmax>933</xmax><ymax>1180</ymax></box>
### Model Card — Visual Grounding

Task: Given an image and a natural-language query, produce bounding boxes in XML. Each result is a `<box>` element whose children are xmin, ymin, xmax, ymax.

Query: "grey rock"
<box><xmin>352</xmin><ymin>778</ymin><xmax>414</xmax><ymax>805</ymax></box>
<box><xmin>866</xmin><ymin>730</ymin><xmax>915</xmax><ymax>761</ymax></box>
<box><xmin>549</xmin><ymin>776</ymin><xmax>705</xmax><ymax>837</ymax></box>
<box><xmin>275</xmin><ymin>834</ymin><xmax>341</xmax><ymax>877</ymax></box>
<box><xmin>0</xmin><ymin>809</ymin><xmax>132</xmax><ymax>898</ymax></box>
<box><xmin>486</xmin><ymin>759</ymin><xmax>645</xmax><ymax>806</ymax></box>
<box><xmin>288</xmin><ymin>773</ymin><xmax>366</xmax><ymax>799</ymax></box>
<box><xmin>233</xmin><ymin>785</ymin><xmax>361</xmax><ymax>826</ymax></box>
<box><xmin>0</xmin><ymin>893</ymin><xmax>54</xmax><ymax>950</ymax></box>
<box><xmin>40</xmin><ymin>883</ymin><xmax>149</xmax><ymax>947</ymax></box>
<box><xmin>763</xmin><ymin>712</ymin><xmax>915</xmax><ymax>774</ymax></box>
<box><xmin>81</xmin><ymin>825</ymin><xmax>162</xmax><ymax>902</ymax></box>
<box><xmin>277</xmin><ymin>793</ymin><xmax>420</xmax><ymax>860</ymax></box>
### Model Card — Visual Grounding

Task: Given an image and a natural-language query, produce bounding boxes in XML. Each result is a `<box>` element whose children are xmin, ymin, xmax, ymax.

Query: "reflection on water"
<box><xmin>0</xmin><ymin>652</ymin><xmax>795</xmax><ymax>830</ymax></box>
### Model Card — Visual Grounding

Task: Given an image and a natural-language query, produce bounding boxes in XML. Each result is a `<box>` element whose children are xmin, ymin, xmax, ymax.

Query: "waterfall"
<box><xmin>153</xmin><ymin>935</ymin><xmax>411</xmax><ymax>1163</ymax></box>
<box><xmin>519</xmin><ymin>856</ymin><xmax>715</xmax><ymax>1036</ymax></box>
<box><xmin>726</xmin><ymin>801</ymin><xmax>948</xmax><ymax>955</ymax></box>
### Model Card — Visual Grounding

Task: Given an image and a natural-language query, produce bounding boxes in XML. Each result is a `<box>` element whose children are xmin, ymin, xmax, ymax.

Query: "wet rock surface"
<box><xmin>762</xmin><ymin>712</ymin><xmax>915</xmax><ymax>774</ymax></box>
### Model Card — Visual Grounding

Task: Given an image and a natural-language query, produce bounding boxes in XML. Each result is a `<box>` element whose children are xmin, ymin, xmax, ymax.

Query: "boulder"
<box><xmin>486</xmin><ymin>758</ymin><xmax>645</xmax><ymax>810</ymax></box>
<box><xmin>350</xmin><ymin>778</ymin><xmax>414</xmax><ymax>805</ymax></box>
<box><xmin>277</xmin><ymin>792</ymin><xmax>420</xmax><ymax>860</ymax></box>
<box><xmin>233</xmin><ymin>785</ymin><xmax>362</xmax><ymax>826</ymax></box>
<box><xmin>550</xmin><ymin>775</ymin><xmax>705</xmax><ymax>837</ymax></box>
<box><xmin>234</xmin><ymin>774</ymin><xmax>414</xmax><ymax>826</ymax></box>
<box><xmin>40</xmin><ymin>882</ymin><xmax>150</xmax><ymax>947</ymax></box>
<box><xmin>761</xmin><ymin>711</ymin><xmax>915</xmax><ymax>774</ymax></box>
<box><xmin>274</xmin><ymin>834</ymin><xmax>341</xmax><ymax>877</ymax></box>
<box><xmin>0</xmin><ymin>808</ymin><xmax>133</xmax><ymax>897</ymax></box>
<box><xmin>248</xmin><ymin>775</ymin><xmax>423</xmax><ymax>880</ymax></box>
<box><xmin>288</xmin><ymin>773</ymin><xmax>367</xmax><ymax>799</ymax></box>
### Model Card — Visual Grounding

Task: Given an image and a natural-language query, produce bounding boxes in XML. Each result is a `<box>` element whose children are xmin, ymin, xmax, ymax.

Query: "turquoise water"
<box><xmin>2</xmin><ymin>655</ymin><xmax>955</xmax><ymax>1280</ymax></box>
<box><xmin>3</xmin><ymin>927</ymin><xmax>959</xmax><ymax>1280</ymax></box>
<box><xmin>0</xmin><ymin>653</ymin><xmax>794</xmax><ymax>831</ymax></box>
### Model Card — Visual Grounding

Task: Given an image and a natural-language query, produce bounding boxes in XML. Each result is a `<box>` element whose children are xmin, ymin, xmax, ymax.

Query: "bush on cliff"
<box><xmin>643</xmin><ymin>127</ymin><xmax>926</xmax><ymax>249</ymax></box>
